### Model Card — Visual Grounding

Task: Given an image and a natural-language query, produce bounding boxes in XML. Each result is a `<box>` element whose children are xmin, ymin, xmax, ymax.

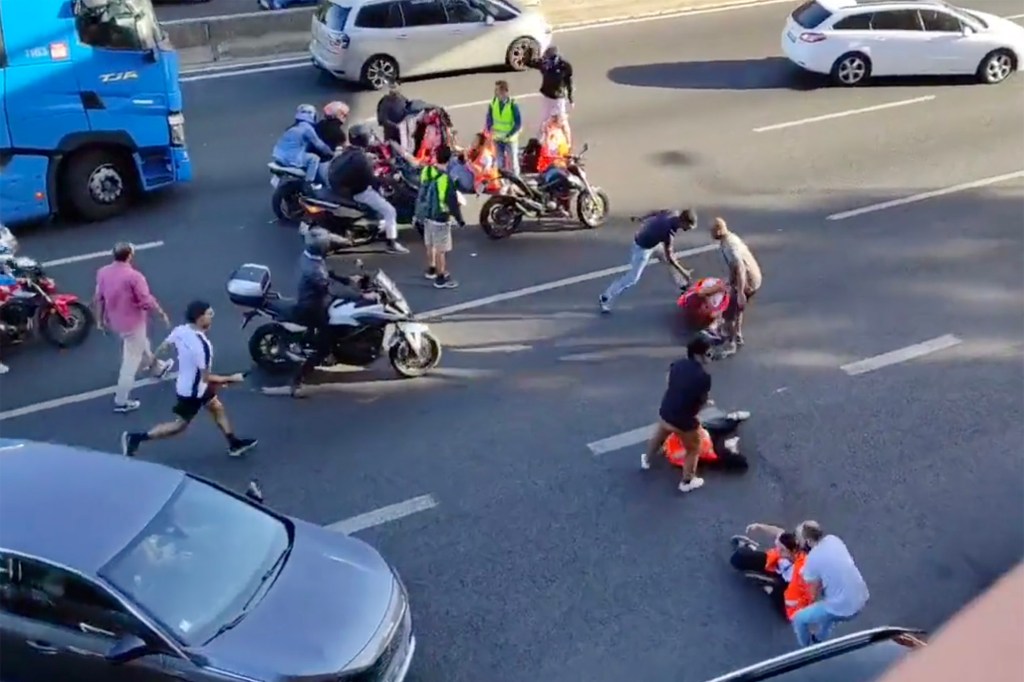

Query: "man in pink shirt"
<box><xmin>94</xmin><ymin>242</ymin><xmax>172</xmax><ymax>413</ymax></box>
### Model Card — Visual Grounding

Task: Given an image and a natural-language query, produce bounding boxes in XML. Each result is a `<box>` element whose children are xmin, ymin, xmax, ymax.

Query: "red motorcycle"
<box><xmin>0</xmin><ymin>255</ymin><xmax>93</xmax><ymax>348</ymax></box>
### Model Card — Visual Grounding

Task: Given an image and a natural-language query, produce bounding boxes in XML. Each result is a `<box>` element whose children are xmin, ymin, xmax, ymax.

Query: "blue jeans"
<box><xmin>601</xmin><ymin>243</ymin><xmax>656</xmax><ymax>304</ymax></box>
<box><xmin>301</xmin><ymin>153</ymin><xmax>320</xmax><ymax>182</ymax></box>
<box><xmin>791</xmin><ymin>602</ymin><xmax>858</xmax><ymax>647</ymax></box>
<box><xmin>494</xmin><ymin>139</ymin><xmax>520</xmax><ymax>175</ymax></box>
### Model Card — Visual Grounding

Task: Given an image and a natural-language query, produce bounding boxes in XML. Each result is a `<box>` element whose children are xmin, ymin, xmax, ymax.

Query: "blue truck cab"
<box><xmin>0</xmin><ymin>0</ymin><xmax>192</xmax><ymax>225</ymax></box>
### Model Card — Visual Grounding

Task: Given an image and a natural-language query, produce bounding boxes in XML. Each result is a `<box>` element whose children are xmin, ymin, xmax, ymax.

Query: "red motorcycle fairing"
<box><xmin>49</xmin><ymin>293</ymin><xmax>79</xmax><ymax>318</ymax></box>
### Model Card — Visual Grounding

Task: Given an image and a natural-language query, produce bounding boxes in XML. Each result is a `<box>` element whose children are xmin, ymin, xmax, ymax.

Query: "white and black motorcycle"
<box><xmin>226</xmin><ymin>261</ymin><xmax>441</xmax><ymax>378</ymax></box>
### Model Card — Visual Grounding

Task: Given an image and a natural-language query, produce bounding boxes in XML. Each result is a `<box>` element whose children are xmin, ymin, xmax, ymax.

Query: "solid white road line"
<box><xmin>179</xmin><ymin>0</ymin><xmax>795</xmax><ymax>83</ymax></box>
<box><xmin>421</xmin><ymin>243</ymin><xmax>718</xmax><ymax>320</ymax></box>
<box><xmin>826</xmin><ymin>170</ymin><xmax>1024</xmax><ymax>221</ymax></box>
<box><xmin>42</xmin><ymin>240</ymin><xmax>164</xmax><ymax>268</ymax></box>
<box><xmin>840</xmin><ymin>334</ymin><xmax>962</xmax><ymax>376</ymax></box>
<box><xmin>587</xmin><ymin>424</ymin><xmax>656</xmax><ymax>455</ymax></box>
<box><xmin>325</xmin><ymin>494</ymin><xmax>439</xmax><ymax>534</ymax></box>
<box><xmin>0</xmin><ymin>244</ymin><xmax>719</xmax><ymax>421</ymax></box>
<box><xmin>752</xmin><ymin>96</ymin><xmax>936</xmax><ymax>133</ymax></box>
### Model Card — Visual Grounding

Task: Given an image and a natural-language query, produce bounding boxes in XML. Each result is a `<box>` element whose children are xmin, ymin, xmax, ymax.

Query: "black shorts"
<box><xmin>659</xmin><ymin>410</ymin><xmax>700</xmax><ymax>432</ymax></box>
<box><xmin>173</xmin><ymin>387</ymin><xmax>217</xmax><ymax>422</ymax></box>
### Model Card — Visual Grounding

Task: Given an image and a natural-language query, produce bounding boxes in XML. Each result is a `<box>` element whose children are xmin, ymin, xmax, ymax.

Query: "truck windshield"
<box><xmin>75</xmin><ymin>0</ymin><xmax>164</xmax><ymax>52</ymax></box>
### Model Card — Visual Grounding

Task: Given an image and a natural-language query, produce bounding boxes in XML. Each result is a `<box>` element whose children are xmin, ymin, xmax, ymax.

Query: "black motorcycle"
<box><xmin>226</xmin><ymin>260</ymin><xmax>441</xmax><ymax>379</ymax></box>
<box><xmin>479</xmin><ymin>142</ymin><xmax>610</xmax><ymax>240</ymax></box>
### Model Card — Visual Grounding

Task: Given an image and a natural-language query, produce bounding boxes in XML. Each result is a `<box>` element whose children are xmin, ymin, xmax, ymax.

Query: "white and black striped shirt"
<box><xmin>166</xmin><ymin>325</ymin><xmax>213</xmax><ymax>398</ymax></box>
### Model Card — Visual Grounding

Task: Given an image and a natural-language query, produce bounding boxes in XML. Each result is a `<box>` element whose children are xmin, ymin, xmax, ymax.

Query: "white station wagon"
<box><xmin>310</xmin><ymin>0</ymin><xmax>553</xmax><ymax>89</ymax></box>
<box><xmin>782</xmin><ymin>0</ymin><xmax>1024</xmax><ymax>86</ymax></box>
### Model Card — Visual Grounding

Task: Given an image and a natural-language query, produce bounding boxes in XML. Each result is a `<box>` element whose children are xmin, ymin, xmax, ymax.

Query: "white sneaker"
<box><xmin>724</xmin><ymin>437</ymin><xmax>740</xmax><ymax>453</ymax></box>
<box><xmin>678</xmin><ymin>477</ymin><xmax>705</xmax><ymax>493</ymax></box>
<box><xmin>640</xmin><ymin>452</ymin><xmax>651</xmax><ymax>470</ymax></box>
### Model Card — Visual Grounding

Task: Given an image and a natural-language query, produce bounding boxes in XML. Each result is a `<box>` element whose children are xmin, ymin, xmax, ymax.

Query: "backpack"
<box><xmin>415</xmin><ymin>167</ymin><xmax>446</xmax><ymax>223</ymax></box>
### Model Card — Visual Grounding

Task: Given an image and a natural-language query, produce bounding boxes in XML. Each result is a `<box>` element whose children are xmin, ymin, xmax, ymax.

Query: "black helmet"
<box><xmin>348</xmin><ymin>124</ymin><xmax>374</xmax><ymax>149</ymax></box>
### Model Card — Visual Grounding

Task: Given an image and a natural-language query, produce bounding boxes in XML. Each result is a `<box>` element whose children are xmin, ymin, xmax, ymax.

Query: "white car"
<box><xmin>781</xmin><ymin>0</ymin><xmax>1024</xmax><ymax>86</ymax></box>
<box><xmin>310</xmin><ymin>0</ymin><xmax>553</xmax><ymax>89</ymax></box>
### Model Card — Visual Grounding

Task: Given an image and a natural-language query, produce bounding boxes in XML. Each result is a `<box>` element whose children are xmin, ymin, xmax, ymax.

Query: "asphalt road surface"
<box><xmin>156</xmin><ymin>0</ymin><xmax>279</xmax><ymax>22</ymax></box>
<box><xmin>4</xmin><ymin>2</ymin><xmax>1024</xmax><ymax>680</ymax></box>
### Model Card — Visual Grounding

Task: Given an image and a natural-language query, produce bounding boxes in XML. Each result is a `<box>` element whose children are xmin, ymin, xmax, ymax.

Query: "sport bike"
<box><xmin>0</xmin><ymin>254</ymin><xmax>93</xmax><ymax>348</ymax></box>
<box><xmin>226</xmin><ymin>261</ymin><xmax>441</xmax><ymax>378</ymax></box>
<box><xmin>478</xmin><ymin>143</ymin><xmax>610</xmax><ymax>239</ymax></box>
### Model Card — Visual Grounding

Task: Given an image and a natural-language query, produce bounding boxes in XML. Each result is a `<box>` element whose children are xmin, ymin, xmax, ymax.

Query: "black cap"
<box><xmin>185</xmin><ymin>300</ymin><xmax>211</xmax><ymax>323</ymax></box>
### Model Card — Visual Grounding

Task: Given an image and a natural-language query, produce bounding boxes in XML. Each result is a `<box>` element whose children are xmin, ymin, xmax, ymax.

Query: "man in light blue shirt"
<box><xmin>271</xmin><ymin>104</ymin><xmax>334</xmax><ymax>184</ymax></box>
<box><xmin>792</xmin><ymin>521</ymin><xmax>870</xmax><ymax>646</ymax></box>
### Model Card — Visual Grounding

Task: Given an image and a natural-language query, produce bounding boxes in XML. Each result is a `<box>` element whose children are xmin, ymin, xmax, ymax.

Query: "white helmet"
<box><xmin>294</xmin><ymin>103</ymin><xmax>317</xmax><ymax>125</ymax></box>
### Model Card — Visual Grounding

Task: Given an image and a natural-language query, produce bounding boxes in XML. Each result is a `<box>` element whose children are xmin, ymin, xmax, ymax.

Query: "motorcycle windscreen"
<box><xmin>374</xmin><ymin>271</ymin><xmax>410</xmax><ymax>314</ymax></box>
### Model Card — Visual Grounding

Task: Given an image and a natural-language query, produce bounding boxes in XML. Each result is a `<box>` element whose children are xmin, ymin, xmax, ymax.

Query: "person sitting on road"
<box><xmin>271</xmin><ymin>104</ymin><xmax>334</xmax><ymax>186</ymax></box>
<box><xmin>415</xmin><ymin>109</ymin><xmax>448</xmax><ymax>165</ymax></box>
<box><xmin>316</xmin><ymin>101</ymin><xmax>350</xmax><ymax>151</ymax></box>
<box><xmin>730</xmin><ymin>525</ymin><xmax>814</xmax><ymax>621</ymax></box>
<box><xmin>663</xmin><ymin>420</ymin><xmax>747</xmax><ymax>471</ymax></box>
<box><xmin>326</xmin><ymin>124</ymin><xmax>408</xmax><ymax>254</ymax></box>
<box><xmin>466</xmin><ymin>132</ymin><xmax>501</xmax><ymax>194</ymax></box>
<box><xmin>535</xmin><ymin>112</ymin><xmax>572</xmax><ymax>174</ymax></box>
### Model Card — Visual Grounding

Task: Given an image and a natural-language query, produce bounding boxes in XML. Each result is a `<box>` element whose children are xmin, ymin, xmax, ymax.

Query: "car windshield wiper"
<box><xmin>202</xmin><ymin>543</ymin><xmax>291</xmax><ymax>644</ymax></box>
<box><xmin>240</xmin><ymin>544</ymin><xmax>291</xmax><ymax>613</ymax></box>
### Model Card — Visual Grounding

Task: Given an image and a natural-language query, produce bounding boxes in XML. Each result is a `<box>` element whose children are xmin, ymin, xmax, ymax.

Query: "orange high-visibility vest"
<box><xmin>664</xmin><ymin>428</ymin><xmax>717</xmax><ymax>466</ymax></box>
<box><xmin>470</xmin><ymin>144</ymin><xmax>501</xmax><ymax>192</ymax></box>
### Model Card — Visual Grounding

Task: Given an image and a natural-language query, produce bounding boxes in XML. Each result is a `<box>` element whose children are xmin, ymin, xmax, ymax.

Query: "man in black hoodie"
<box><xmin>376</xmin><ymin>79</ymin><xmax>410</xmax><ymax>148</ymax></box>
<box><xmin>532</xmin><ymin>45</ymin><xmax>574</xmax><ymax>136</ymax></box>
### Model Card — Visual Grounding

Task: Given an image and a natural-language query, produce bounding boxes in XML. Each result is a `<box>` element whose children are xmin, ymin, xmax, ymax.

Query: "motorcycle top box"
<box><xmin>226</xmin><ymin>264</ymin><xmax>271</xmax><ymax>308</ymax></box>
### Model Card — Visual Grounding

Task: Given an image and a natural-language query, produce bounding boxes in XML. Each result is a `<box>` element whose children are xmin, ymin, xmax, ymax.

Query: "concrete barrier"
<box><xmin>166</xmin><ymin>0</ymin><xmax>770</xmax><ymax>67</ymax></box>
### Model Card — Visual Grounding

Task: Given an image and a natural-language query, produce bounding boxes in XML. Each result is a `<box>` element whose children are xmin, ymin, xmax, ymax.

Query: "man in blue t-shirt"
<box><xmin>599</xmin><ymin>209</ymin><xmax>697</xmax><ymax>313</ymax></box>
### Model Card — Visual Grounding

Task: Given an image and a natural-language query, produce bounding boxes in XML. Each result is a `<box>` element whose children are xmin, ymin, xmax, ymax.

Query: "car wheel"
<box><xmin>830</xmin><ymin>52</ymin><xmax>871</xmax><ymax>87</ymax></box>
<box><xmin>977</xmin><ymin>49</ymin><xmax>1016</xmax><ymax>84</ymax></box>
<box><xmin>505</xmin><ymin>37</ymin><xmax>539</xmax><ymax>71</ymax></box>
<box><xmin>361</xmin><ymin>55</ymin><xmax>399</xmax><ymax>90</ymax></box>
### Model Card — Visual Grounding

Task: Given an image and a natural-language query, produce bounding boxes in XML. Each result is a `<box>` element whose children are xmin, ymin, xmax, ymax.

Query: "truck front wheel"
<box><xmin>62</xmin><ymin>149</ymin><xmax>135</xmax><ymax>222</ymax></box>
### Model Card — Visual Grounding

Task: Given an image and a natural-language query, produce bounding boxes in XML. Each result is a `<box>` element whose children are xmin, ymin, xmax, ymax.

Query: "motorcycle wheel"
<box><xmin>271</xmin><ymin>180</ymin><xmax>305</xmax><ymax>224</ymax></box>
<box><xmin>40</xmin><ymin>302</ymin><xmax>93</xmax><ymax>348</ymax></box>
<box><xmin>577</xmin><ymin>189</ymin><xmax>610</xmax><ymax>228</ymax></box>
<box><xmin>248</xmin><ymin>323</ymin><xmax>301</xmax><ymax>374</ymax></box>
<box><xmin>389</xmin><ymin>332</ymin><xmax>442</xmax><ymax>378</ymax></box>
<box><xmin>480</xmin><ymin>195</ymin><xmax>523</xmax><ymax>240</ymax></box>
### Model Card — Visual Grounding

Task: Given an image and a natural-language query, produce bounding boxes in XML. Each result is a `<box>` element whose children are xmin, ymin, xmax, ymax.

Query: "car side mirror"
<box><xmin>484</xmin><ymin>15</ymin><xmax>495</xmax><ymax>25</ymax></box>
<box><xmin>105</xmin><ymin>634</ymin><xmax>149</xmax><ymax>665</ymax></box>
<box><xmin>961</xmin><ymin>24</ymin><xmax>974</xmax><ymax>35</ymax></box>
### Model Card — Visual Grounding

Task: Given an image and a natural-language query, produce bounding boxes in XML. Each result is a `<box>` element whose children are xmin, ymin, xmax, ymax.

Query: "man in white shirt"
<box><xmin>791</xmin><ymin>520</ymin><xmax>870</xmax><ymax>647</ymax></box>
<box><xmin>121</xmin><ymin>300</ymin><xmax>256</xmax><ymax>458</ymax></box>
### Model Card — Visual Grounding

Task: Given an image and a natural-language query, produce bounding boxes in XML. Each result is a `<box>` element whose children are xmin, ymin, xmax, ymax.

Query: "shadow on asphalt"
<box><xmin>607</xmin><ymin>58</ymin><xmax>986</xmax><ymax>91</ymax></box>
<box><xmin>607</xmin><ymin>57</ymin><xmax>822</xmax><ymax>91</ymax></box>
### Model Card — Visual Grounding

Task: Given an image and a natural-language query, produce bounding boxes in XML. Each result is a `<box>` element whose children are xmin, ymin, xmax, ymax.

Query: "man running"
<box><xmin>121</xmin><ymin>300</ymin><xmax>256</xmax><ymax>458</ymax></box>
<box><xmin>599</xmin><ymin>209</ymin><xmax>696</xmax><ymax>313</ymax></box>
<box><xmin>710</xmin><ymin>217</ymin><xmax>762</xmax><ymax>357</ymax></box>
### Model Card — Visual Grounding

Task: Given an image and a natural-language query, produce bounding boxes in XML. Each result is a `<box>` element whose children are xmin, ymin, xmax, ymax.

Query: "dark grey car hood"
<box><xmin>204</xmin><ymin>520</ymin><xmax>396</xmax><ymax>679</ymax></box>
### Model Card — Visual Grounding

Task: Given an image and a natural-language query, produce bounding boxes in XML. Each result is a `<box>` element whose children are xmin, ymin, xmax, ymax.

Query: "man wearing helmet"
<box><xmin>291</xmin><ymin>227</ymin><xmax>373</xmax><ymax>395</ymax></box>
<box><xmin>271</xmin><ymin>104</ymin><xmax>334</xmax><ymax>185</ymax></box>
<box><xmin>326</xmin><ymin>124</ymin><xmax>408</xmax><ymax>254</ymax></box>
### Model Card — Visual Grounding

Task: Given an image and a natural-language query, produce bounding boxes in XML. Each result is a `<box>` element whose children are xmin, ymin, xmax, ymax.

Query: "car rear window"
<box><xmin>316</xmin><ymin>0</ymin><xmax>352</xmax><ymax>31</ymax></box>
<box><xmin>792</xmin><ymin>0</ymin><xmax>833</xmax><ymax>28</ymax></box>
